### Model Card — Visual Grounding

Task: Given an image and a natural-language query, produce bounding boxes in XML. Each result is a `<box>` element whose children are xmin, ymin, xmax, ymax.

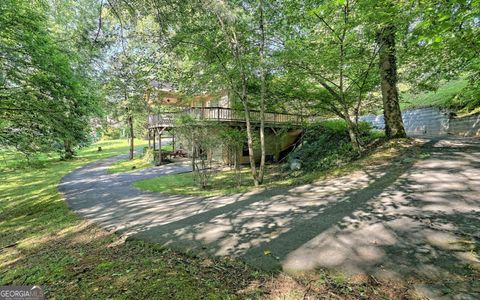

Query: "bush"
<box><xmin>448</xmin><ymin>83</ymin><xmax>480</xmax><ymax>113</ymax></box>
<box><xmin>143</xmin><ymin>147</ymin><xmax>155</xmax><ymax>163</ymax></box>
<box><xmin>102</xmin><ymin>126</ymin><xmax>122</xmax><ymax>140</ymax></box>
<box><xmin>288</xmin><ymin>120</ymin><xmax>380</xmax><ymax>172</ymax></box>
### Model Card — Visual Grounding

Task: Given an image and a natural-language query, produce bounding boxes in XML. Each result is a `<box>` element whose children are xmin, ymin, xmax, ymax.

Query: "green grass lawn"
<box><xmin>0</xmin><ymin>139</ymin><xmax>419</xmax><ymax>299</ymax></box>
<box><xmin>0</xmin><ymin>139</ymin><xmax>263</xmax><ymax>299</ymax></box>
<box><xmin>400</xmin><ymin>78</ymin><xmax>468</xmax><ymax>111</ymax></box>
<box><xmin>134</xmin><ymin>138</ymin><xmax>416</xmax><ymax>198</ymax></box>
<box><xmin>107</xmin><ymin>154</ymin><xmax>152</xmax><ymax>174</ymax></box>
<box><xmin>134</xmin><ymin>169</ymin><xmax>255</xmax><ymax>197</ymax></box>
<box><xmin>107</xmin><ymin>144</ymin><xmax>173</xmax><ymax>174</ymax></box>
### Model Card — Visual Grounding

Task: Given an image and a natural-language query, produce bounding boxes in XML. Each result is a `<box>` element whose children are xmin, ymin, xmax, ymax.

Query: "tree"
<box><xmin>357</xmin><ymin>1</ymin><xmax>411</xmax><ymax>139</ymax></box>
<box><xmin>257</xmin><ymin>0</ymin><xmax>267</xmax><ymax>184</ymax></box>
<box><xmin>280</xmin><ymin>0</ymin><xmax>381</xmax><ymax>153</ymax></box>
<box><xmin>103</xmin><ymin>53</ymin><xmax>150</xmax><ymax>160</ymax></box>
<box><xmin>148</xmin><ymin>0</ymin><xmax>271</xmax><ymax>186</ymax></box>
<box><xmin>48</xmin><ymin>0</ymin><xmax>106</xmax><ymax>157</ymax></box>
<box><xmin>378</xmin><ymin>25</ymin><xmax>407</xmax><ymax>138</ymax></box>
<box><xmin>401</xmin><ymin>0</ymin><xmax>480</xmax><ymax>111</ymax></box>
<box><xmin>0</xmin><ymin>0</ymin><xmax>101</xmax><ymax>158</ymax></box>
<box><xmin>220</xmin><ymin>127</ymin><xmax>247</xmax><ymax>187</ymax></box>
<box><xmin>361</xmin><ymin>0</ymin><xmax>480</xmax><ymax>133</ymax></box>
<box><xmin>175</xmin><ymin>116</ymin><xmax>222</xmax><ymax>189</ymax></box>
<box><xmin>100</xmin><ymin>7</ymin><xmax>165</xmax><ymax>160</ymax></box>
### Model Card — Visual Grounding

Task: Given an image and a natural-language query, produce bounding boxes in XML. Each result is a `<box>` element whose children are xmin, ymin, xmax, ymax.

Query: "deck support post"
<box><xmin>191</xmin><ymin>132</ymin><xmax>195</xmax><ymax>171</ymax></box>
<box><xmin>158</xmin><ymin>128</ymin><xmax>162</xmax><ymax>164</ymax></box>
<box><xmin>148</xmin><ymin>129</ymin><xmax>151</xmax><ymax>148</ymax></box>
<box><xmin>153</xmin><ymin>129</ymin><xmax>156</xmax><ymax>151</ymax></box>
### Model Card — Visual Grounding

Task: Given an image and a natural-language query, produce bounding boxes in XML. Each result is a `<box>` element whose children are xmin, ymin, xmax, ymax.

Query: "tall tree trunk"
<box><xmin>63</xmin><ymin>139</ymin><xmax>74</xmax><ymax>160</ymax></box>
<box><xmin>378</xmin><ymin>25</ymin><xmax>407</xmax><ymax>139</ymax></box>
<box><xmin>241</xmin><ymin>76</ymin><xmax>259</xmax><ymax>187</ymax></box>
<box><xmin>234</xmin><ymin>150</ymin><xmax>241</xmax><ymax>188</ymax></box>
<box><xmin>257</xmin><ymin>0</ymin><xmax>266</xmax><ymax>185</ymax></box>
<box><xmin>243</xmin><ymin>105</ymin><xmax>259</xmax><ymax>187</ymax></box>
<box><xmin>128</xmin><ymin>115</ymin><xmax>134</xmax><ymax>160</ymax></box>
<box><xmin>345</xmin><ymin>116</ymin><xmax>362</xmax><ymax>155</ymax></box>
<box><xmin>191</xmin><ymin>133</ymin><xmax>196</xmax><ymax>172</ymax></box>
<box><xmin>216</xmin><ymin>13</ymin><xmax>259</xmax><ymax>187</ymax></box>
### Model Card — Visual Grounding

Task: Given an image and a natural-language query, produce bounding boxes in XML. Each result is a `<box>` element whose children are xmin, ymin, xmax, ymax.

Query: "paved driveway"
<box><xmin>59</xmin><ymin>138</ymin><xmax>480</xmax><ymax>298</ymax></box>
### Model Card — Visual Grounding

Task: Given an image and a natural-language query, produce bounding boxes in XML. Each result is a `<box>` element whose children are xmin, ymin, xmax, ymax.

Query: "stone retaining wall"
<box><xmin>360</xmin><ymin>107</ymin><xmax>480</xmax><ymax>137</ymax></box>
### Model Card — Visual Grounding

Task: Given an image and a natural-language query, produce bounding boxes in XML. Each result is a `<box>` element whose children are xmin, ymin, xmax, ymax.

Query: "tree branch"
<box><xmin>313</xmin><ymin>12</ymin><xmax>342</xmax><ymax>43</ymax></box>
<box><xmin>94</xmin><ymin>0</ymin><xmax>104</xmax><ymax>42</ymax></box>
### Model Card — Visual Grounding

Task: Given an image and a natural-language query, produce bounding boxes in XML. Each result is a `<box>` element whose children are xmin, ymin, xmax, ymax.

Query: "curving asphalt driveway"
<box><xmin>59</xmin><ymin>138</ymin><xmax>480</xmax><ymax>298</ymax></box>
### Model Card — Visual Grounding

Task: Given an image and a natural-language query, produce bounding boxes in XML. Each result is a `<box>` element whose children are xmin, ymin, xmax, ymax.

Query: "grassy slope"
<box><xmin>0</xmin><ymin>139</ymin><xmax>146</xmax><ymax>247</ymax></box>
<box><xmin>0</xmin><ymin>139</ymin><xmax>420</xmax><ymax>299</ymax></box>
<box><xmin>400</xmin><ymin>79</ymin><xmax>468</xmax><ymax>112</ymax></box>
<box><xmin>107</xmin><ymin>144</ymin><xmax>173</xmax><ymax>174</ymax></box>
<box><xmin>0</xmin><ymin>140</ymin><xmax>262</xmax><ymax>299</ymax></box>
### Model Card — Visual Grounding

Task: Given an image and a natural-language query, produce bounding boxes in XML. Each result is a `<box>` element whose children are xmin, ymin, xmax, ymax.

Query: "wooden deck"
<box><xmin>148</xmin><ymin>107</ymin><xmax>313</xmax><ymax>129</ymax></box>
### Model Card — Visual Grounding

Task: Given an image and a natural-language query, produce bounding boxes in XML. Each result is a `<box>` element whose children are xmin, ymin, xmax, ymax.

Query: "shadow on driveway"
<box><xmin>61</xmin><ymin>138</ymin><xmax>480</xmax><ymax>298</ymax></box>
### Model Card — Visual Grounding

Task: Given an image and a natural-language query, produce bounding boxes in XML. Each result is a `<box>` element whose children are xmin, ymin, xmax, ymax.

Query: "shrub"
<box><xmin>448</xmin><ymin>83</ymin><xmax>480</xmax><ymax>114</ymax></box>
<box><xmin>288</xmin><ymin>120</ymin><xmax>380</xmax><ymax>172</ymax></box>
<box><xmin>143</xmin><ymin>147</ymin><xmax>155</xmax><ymax>163</ymax></box>
<box><xmin>102</xmin><ymin>126</ymin><xmax>122</xmax><ymax>140</ymax></box>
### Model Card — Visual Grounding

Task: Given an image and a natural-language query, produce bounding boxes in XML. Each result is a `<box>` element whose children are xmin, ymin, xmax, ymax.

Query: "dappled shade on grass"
<box><xmin>129</xmin><ymin>138</ymin><xmax>480</xmax><ymax>298</ymax></box>
<box><xmin>134</xmin><ymin>169</ymin><xmax>255</xmax><ymax>197</ymax></box>
<box><xmin>0</xmin><ymin>138</ymin><xmax>415</xmax><ymax>299</ymax></box>
<box><xmin>133</xmin><ymin>139</ymin><xmax>411</xmax><ymax>199</ymax></box>
<box><xmin>106</xmin><ymin>144</ymin><xmax>173</xmax><ymax>174</ymax></box>
<box><xmin>0</xmin><ymin>139</ymin><xmax>261</xmax><ymax>298</ymax></box>
<box><xmin>107</xmin><ymin>155</ymin><xmax>152</xmax><ymax>174</ymax></box>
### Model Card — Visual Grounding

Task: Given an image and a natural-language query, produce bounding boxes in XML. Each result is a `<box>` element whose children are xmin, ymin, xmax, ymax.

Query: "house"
<box><xmin>146</xmin><ymin>82</ymin><xmax>308</xmax><ymax>165</ymax></box>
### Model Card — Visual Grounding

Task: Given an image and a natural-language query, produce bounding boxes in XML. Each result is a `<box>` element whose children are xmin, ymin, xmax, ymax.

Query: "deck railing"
<box><xmin>149</xmin><ymin>107</ymin><xmax>316</xmax><ymax>128</ymax></box>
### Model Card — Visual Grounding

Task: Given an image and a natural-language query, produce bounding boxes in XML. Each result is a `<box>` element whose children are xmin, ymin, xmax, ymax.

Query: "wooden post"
<box><xmin>172</xmin><ymin>133</ymin><xmax>175</xmax><ymax>152</ymax></box>
<box><xmin>275</xmin><ymin>130</ymin><xmax>280</xmax><ymax>162</ymax></box>
<box><xmin>191</xmin><ymin>132</ymin><xmax>195</xmax><ymax>171</ymax></box>
<box><xmin>153</xmin><ymin>129</ymin><xmax>156</xmax><ymax>151</ymax></box>
<box><xmin>158</xmin><ymin>129</ymin><xmax>162</xmax><ymax>163</ymax></box>
<box><xmin>148</xmin><ymin>129</ymin><xmax>151</xmax><ymax>148</ymax></box>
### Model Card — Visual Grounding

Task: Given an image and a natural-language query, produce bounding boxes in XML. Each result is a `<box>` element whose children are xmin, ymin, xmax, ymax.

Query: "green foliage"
<box><xmin>289</xmin><ymin>120</ymin><xmax>381</xmax><ymax>172</ymax></box>
<box><xmin>399</xmin><ymin>78</ymin><xmax>480</xmax><ymax>115</ymax></box>
<box><xmin>0</xmin><ymin>0</ymin><xmax>102</xmax><ymax>155</ymax></box>
<box><xmin>276</xmin><ymin>0</ymin><xmax>385</xmax><ymax>149</ymax></box>
<box><xmin>101</xmin><ymin>126</ymin><xmax>123</xmax><ymax>140</ymax></box>
<box><xmin>174</xmin><ymin>116</ymin><xmax>223</xmax><ymax>153</ymax></box>
<box><xmin>449</xmin><ymin>82</ymin><xmax>480</xmax><ymax>115</ymax></box>
<box><xmin>280</xmin><ymin>0</ymin><xmax>381</xmax><ymax>113</ymax></box>
<box><xmin>219</xmin><ymin>127</ymin><xmax>246</xmax><ymax>163</ymax></box>
<box><xmin>398</xmin><ymin>0</ymin><xmax>480</xmax><ymax>109</ymax></box>
<box><xmin>400</xmin><ymin>79</ymin><xmax>469</xmax><ymax>111</ymax></box>
<box><xmin>174</xmin><ymin>116</ymin><xmax>224</xmax><ymax>188</ymax></box>
<box><xmin>219</xmin><ymin>127</ymin><xmax>246</xmax><ymax>151</ymax></box>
